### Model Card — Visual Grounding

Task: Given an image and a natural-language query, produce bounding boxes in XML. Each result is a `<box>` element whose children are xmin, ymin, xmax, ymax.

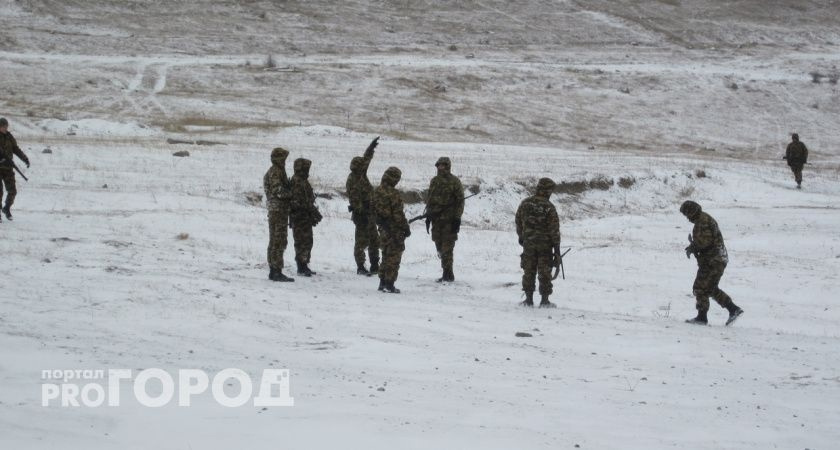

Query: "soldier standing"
<box><xmin>424</xmin><ymin>157</ymin><xmax>464</xmax><ymax>282</ymax></box>
<box><xmin>372</xmin><ymin>167</ymin><xmax>410</xmax><ymax>293</ymax></box>
<box><xmin>0</xmin><ymin>118</ymin><xmax>30</xmax><ymax>222</ymax></box>
<box><xmin>289</xmin><ymin>158</ymin><xmax>322</xmax><ymax>277</ymax></box>
<box><xmin>515</xmin><ymin>178</ymin><xmax>561</xmax><ymax>308</ymax></box>
<box><xmin>263</xmin><ymin>147</ymin><xmax>294</xmax><ymax>282</ymax></box>
<box><xmin>346</xmin><ymin>137</ymin><xmax>381</xmax><ymax>275</ymax></box>
<box><xmin>783</xmin><ymin>133</ymin><xmax>809</xmax><ymax>189</ymax></box>
<box><xmin>680</xmin><ymin>200</ymin><xmax>743</xmax><ymax>325</ymax></box>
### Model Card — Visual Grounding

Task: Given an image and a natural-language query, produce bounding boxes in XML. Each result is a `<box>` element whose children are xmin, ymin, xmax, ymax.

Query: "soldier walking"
<box><xmin>346</xmin><ymin>137</ymin><xmax>381</xmax><ymax>275</ymax></box>
<box><xmin>263</xmin><ymin>147</ymin><xmax>294</xmax><ymax>282</ymax></box>
<box><xmin>372</xmin><ymin>167</ymin><xmax>410</xmax><ymax>293</ymax></box>
<box><xmin>289</xmin><ymin>158</ymin><xmax>322</xmax><ymax>277</ymax></box>
<box><xmin>783</xmin><ymin>133</ymin><xmax>809</xmax><ymax>189</ymax></box>
<box><xmin>515</xmin><ymin>178</ymin><xmax>561</xmax><ymax>308</ymax></box>
<box><xmin>680</xmin><ymin>200</ymin><xmax>743</xmax><ymax>325</ymax></box>
<box><xmin>424</xmin><ymin>157</ymin><xmax>464</xmax><ymax>282</ymax></box>
<box><xmin>0</xmin><ymin>118</ymin><xmax>30</xmax><ymax>222</ymax></box>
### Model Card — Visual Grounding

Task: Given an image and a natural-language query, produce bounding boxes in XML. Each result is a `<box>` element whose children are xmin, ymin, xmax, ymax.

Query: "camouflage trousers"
<box><xmin>521</xmin><ymin>245</ymin><xmax>553</xmax><ymax>296</ymax></box>
<box><xmin>431</xmin><ymin>220</ymin><xmax>458</xmax><ymax>271</ymax></box>
<box><xmin>353</xmin><ymin>216</ymin><xmax>380</xmax><ymax>267</ymax></box>
<box><xmin>267</xmin><ymin>209</ymin><xmax>289</xmax><ymax>270</ymax></box>
<box><xmin>292</xmin><ymin>222</ymin><xmax>314</xmax><ymax>265</ymax></box>
<box><xmin>789</xmin><ymin>162</ymin><xmax>804</xmax><ymax>185</ymax></box>
<box><xmin>378</xmin><ymin>229</ymin><xmax>405</xmax><ymax>283</ymax></box>
<box><xmin>693</xmin><ymin>260</ymin><xmax>734</xmax><ymax>313</ymax></box>
<box><xmin>0</xmin><ymin>169</ymin><xmax>17</xmax><ymax>208</ymax></box>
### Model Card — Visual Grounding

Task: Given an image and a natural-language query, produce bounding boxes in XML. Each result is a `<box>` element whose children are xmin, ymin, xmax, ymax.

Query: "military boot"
<box><xmin>685</xmin><ymin>310</ymin><xmax>708</xmax><ymax>325</ymax></box>
<box><xmin>2</xmin><ymin>205</ymin><xmax>12</xmax><ymax>221</ymax></box>
<box><xmin>384</xmin><ymin>282</ymin><xmax>401</xmax><ymax>294</ymax></box>
<box><xmin>296</xmin><ymin>261</ymin><xmax>312</xmax><ymax>277</ymax></box>
<box><xmin>519</xmin><ymin>292</ymin><xmax>534</xmax><ymax>307</ymax></box>
<box><xmin>357</xmin><ymin>265</ymin><xmax>371</xmax><ymax>276</ymax></box>
<box><xmin>377</xmin><ymin>279</ymin><xmax>387</xmax><ymax>292</ymax></box>
<box><xmin>446</xmin><ymin>268</ymin><xmax>455</xmax><ymax>282</ymax></box>
<box><xmin>369</xmin><ymin>257</ymin><xmax>379</xmax><ymax>274</ymax></box>
<box><xmin>538</xmin><ymin>294</ymin><xmax>556</xmax><ymax>309</ymax></box>
<box><xmin>273</xmin><ymin>270</ymin><xmax>294</xmax><ymax>282</ymax></box>
<box><xmin>268</xmin><ymin>268</ymin><xmax>277</xmax><ymax>280</ymax></box>
<box><xmin>725</xmin><ymin>303</ymin><xmax>744</xmax><ymax>326</ymax></box>
<box><xmin>436</xmin><ymin>270</ymin><xmax>447</xmax><ymax>283</ymax></box>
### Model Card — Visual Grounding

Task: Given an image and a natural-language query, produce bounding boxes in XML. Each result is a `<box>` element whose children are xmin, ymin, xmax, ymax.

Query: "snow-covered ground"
<box><xmin>1</xmin><ymin>1</ymin><xmax>840</xmax><ymax>449</ymax></box>
<box><xmin>1</xmin><ymin>127</ymin><xmax>839</xmax><ymax>449</ymax></box>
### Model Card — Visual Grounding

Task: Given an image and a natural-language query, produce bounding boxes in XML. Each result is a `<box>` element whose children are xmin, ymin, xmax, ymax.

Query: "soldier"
<box><xmin>0</xmin><ymin>118</ymin><xmax>31</xmax><ymax>222</ymax></box>
<box><xmin>424</xmin><ymin>157</ymin><xmax>464</xmax><ymax>282</ymax></box>
<box><xmin>680</xmin><ymin>200</ymin><xmax>743</xmax><ymax>325</ymax></box>
<box><xmin>263</xmin><ymin>147</ymin><xmax>294</xmax><ymax>282</ymax></box>
<box><xmin>372</xmin><ymin>167</ymin><xmax>410</xmax><ymax>293</ymax></box>
<box><xmin>346</xmin><ymin>137</ymin><xmax>381</xmax><ymax>275</ymax></box>
<box><xmin>289</xmin><ymin>158</ymin><xmax>322</xmax><ymax>277</ymax></box>
<box><xmin>515</xmin><ymin>178</ymin><xmax>561</xmax><ymax>308</ymax></box>
<box><xmin>783</xmin><ymin>133</ymin><xmax>809</xmax><ymax>189</ymax></box>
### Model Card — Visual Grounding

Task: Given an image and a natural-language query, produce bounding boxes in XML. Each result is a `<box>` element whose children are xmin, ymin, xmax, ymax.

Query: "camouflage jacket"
<box><xmin>425</xmin><ymin>172</ymin><xmax>464</xmax><ymax>222</ymax></box>
<box><xmin>0</xmin><ymin>131</ymin><xmax>28</xmax><ymax>170</ymax></box>
<box><xmin>345</xmin><ymin>150</ymin><xmax>374</xmax><ymax>215</ymax></box>
<box><xmin>263</xmin><ymin>165</ymin><xmax>292</xmax><ymax>212</ymax></box>
<box><xmin>290</xmin><ymin>175</ymin><xmax>321</xmax><ymax>225</ymax></box>
<box><xmin>785</xmin><ymin>141</ymin><xmax>808</xmax><ymax>165</ymax></box>
<box><xmin>689</xmin><ymin>212</ymin><xmax>728</xmax><ymax>265</ymax></box>
<box><xmin>373</xmin><ymin>184</ymin><xmax>409</xmax><ymax>239</ymax></box>
<box><xmin>515</xmin><ymin>194</ymin><xmax>560</xmax><ymax>248</ymax></box>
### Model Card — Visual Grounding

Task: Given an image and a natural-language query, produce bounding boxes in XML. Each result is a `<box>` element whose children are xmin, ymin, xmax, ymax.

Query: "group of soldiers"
<box><xmin>263</xmin><ymin>134</ymin><xmax>817</xmax><ymax>323</ymax></box>
<box><xmin>262</xmin><ymin>137</ymin><xmax>471</xmax><ymax>296</ymax></box>
<box><xmin>0</xmin><ymin>117</ymin><xmax>811</xmax><ymax>323</ymax></box>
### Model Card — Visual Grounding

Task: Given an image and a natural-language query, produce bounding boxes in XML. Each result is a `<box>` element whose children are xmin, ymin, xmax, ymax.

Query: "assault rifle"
<box><xmin>552</xmin><ymin>247</ymin><xmax>571</xmax><ymax>280</ymax></box>
<box><xmin>8</xmin><ymin>160</ymin><xmax>28</xmax><ymax>181</ymax></box>
<box><xmin>409</xmin><ymin>192</ymin><xmax>478</xmax><ymax>233</ymax></box>
<box><xmin>685</xmin><ymin>234</ymin><xmax>697</xmax><ymax>259</ymax></box>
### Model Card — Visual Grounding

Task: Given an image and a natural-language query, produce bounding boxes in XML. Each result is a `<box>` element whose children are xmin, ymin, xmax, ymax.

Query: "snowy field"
<box><xmin>2</xmin><ymin>1</ymin><xmax>840</xmax><ymax>449</ymax></box>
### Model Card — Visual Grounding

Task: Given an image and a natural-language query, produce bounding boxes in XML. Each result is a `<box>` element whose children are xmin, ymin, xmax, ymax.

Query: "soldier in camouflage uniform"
<box><xmin>372</xmin><ymin>166</ymin><xmax>410</xmax><ymax>293</ymax></box>
<box><xmin>289</xmin><ymin>158</ymin><xmax>323</xmax><ymax>277</ymax></box>
<box><xmin>515</xmin><ymin>178</ymin><xmax>561</xmax><ymax>308</ymax></box>
<box><xmin>783</xmin><ymin>133</ymin><xmax>809</xmax><ymax>189</ymax></box>
<box><xmin>0</xmin><ymin>118</ymin><xmax>31</xmax><ymax>222</ymax></box>
<box><xmin>680</xmin><ymin>200</ymin><xmax>743</xmax><ymax>325</ymax></box>
<box><xmin>425</xmin><ymin>157</ymin><xmax>464</xmax><ymax>282</ymax></box>
<box><xmin>346</xmin><ymin>137</ymin><xmax>381</xmax><ymax>275</ymax></box>
<box><xmin>263</xmin><ymin>147</ymin><xmax>294</xmax><ymax>282</ymax></box>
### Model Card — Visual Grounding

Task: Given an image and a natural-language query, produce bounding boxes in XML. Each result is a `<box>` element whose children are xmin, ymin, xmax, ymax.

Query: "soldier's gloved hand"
<box><xmin>452</xmin><ymin>218</ymin><xmax>461</xmax><ymax>233</ymax></box>
<box><xmin>552</xmin><ymin>244</ymin><xmax>561</xmax><ymax>265</ymax></box>
<box><xmin>25</xmin><ymin>160</ymin><xmax>30</xmax><ymax>168</ymax></box>
<box><xmin>348</xmin><ymin>205</ymin><xmax>354</xmax><ymax>213</ymax></box>
<box><xmin>685</xmin><ymin>245</ymin><xmax>693</xmax><ymax>259</ymax></box>
<box><xmin>404</xmin><ymin>227</ymin><xmax>411</xmax><ymax>238</ymax></box>
<box><xmin>518</xmin><ymin>237</ymin><xmax>523</xmax><ymax>246</ymax></box>
<box><xmin>365</xmin><ymin>136</ymin><xmax>379</xmax><ymax>156</ymax></box>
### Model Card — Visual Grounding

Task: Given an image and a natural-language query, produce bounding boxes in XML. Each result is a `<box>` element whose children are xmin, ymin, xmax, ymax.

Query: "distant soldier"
<box><xmin>424</xmin><ymin>157</ymin><xmax>464</xmax><ymax>282</ymax></box>
<box><xmin>263</xmin><ymin>147</ymin><xmax>294</xmax><ymax>282</ymax></box>
<box><xmin>372</xmin><ymin>167</ymin><xmax>410</xmax><ymax>293</ymax></box>
<box><xmin>680</xmin><ymin>200</ymin><xmax>743</xmax><ymax>325</ymax></box>
<box><xmin>289</xmin><ymin>158</ymin><xmax>322</xmax><ymax>277</ymax></box>
<box><xmin>515</xmin><ymin>178</ymin><xmax>561</xmax><ymax>308</ymax></box>
<box><xmin>346</xmin><ymin>137</ymin><xmax>381</xmax><ymax>275</ymax></box>
<box><xmin>0</xmin><ymin>118</ymin><xmax>31</xmax><ymax>222</ymax></box>
<box><xmin>783</xmin><ymin>133</ymin><xmax>809</xmax><ymax>189</ymax></box>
